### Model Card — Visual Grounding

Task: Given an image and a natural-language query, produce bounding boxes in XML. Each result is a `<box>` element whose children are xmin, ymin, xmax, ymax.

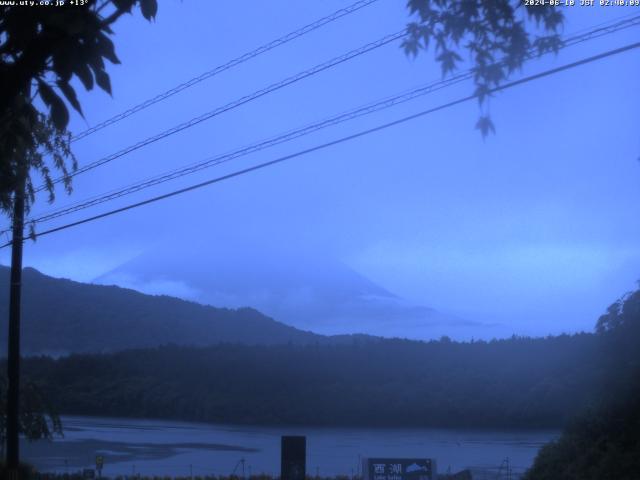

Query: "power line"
<box><xmin>71</xmin><ymin>0</ymin><xmax>382</xmax><ymax>142</ymax></box>
<box><xmin>32</xmin><ymin>13</ymin><xmax>640</xmax><ymax>200</ymax></box>
<box><xmin>3</xmin><ymin>41</ymin><xmax>638</xmax><ymax>249</ymax></box>
<box><xmin>3</xmin><ymin>14</ymin><xmax>639</xmax><ymax>235</ymax></box>
<box><xmin>17</xmin><ymin>14</ymin><xmax>640</xmax><ymax>230</ymax></box>
<box><xmin>28</xmin><ymin>76</ymin><xmax>470</xmax><ymax>226</ymax></box>
<box><xmin>37</xmin><ymin>27</ymin><xmax>409</xmax><ymax>193</ymax></box>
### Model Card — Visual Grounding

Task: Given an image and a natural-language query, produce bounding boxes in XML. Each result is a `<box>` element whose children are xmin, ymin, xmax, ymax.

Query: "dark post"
<box><xmin>6</xmin><ymin>171</ymin><xmax>25</xmax><ymax>475</ymax></box>
<box><xmin>281</xmin><ymin>436</ymin><xmax>306</xmax><ymax>480</ymax></box>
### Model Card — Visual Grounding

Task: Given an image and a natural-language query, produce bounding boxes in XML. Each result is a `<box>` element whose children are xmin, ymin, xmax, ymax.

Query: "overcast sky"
<box><xmin>1</xmin><ymin>0</ymin><xmax>639</xmax><ymax>337</ymax></box>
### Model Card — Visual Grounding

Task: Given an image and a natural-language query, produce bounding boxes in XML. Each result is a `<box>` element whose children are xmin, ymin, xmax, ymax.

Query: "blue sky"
<box><xmin>1</xmin><ymin>0</ymin><xmax>639</xmax><ymax>337</ymax></box>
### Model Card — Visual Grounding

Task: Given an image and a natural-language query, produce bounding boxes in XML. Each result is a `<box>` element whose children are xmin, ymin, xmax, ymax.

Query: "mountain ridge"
<box><xmin>0</xmin><ymin>265</ymin><xmax>370</xmax><ymax>355</ymax></box>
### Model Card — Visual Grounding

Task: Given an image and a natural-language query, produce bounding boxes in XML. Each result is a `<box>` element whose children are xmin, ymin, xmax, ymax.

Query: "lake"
<box><xmin>23</xmin><ymin>416</ymin><xmax>559</xmax><ymax>478</ymax></box>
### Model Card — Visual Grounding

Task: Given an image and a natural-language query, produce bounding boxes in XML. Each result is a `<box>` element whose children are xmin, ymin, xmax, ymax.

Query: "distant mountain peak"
<box><xmin>94</xmin><ymin>243</ymin><xmax>490</xmax><ymax>340</ymax></box>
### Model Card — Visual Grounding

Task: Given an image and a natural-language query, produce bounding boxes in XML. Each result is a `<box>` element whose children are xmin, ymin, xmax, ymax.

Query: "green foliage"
<box><xmin>0</xmin><ymin>95</ymin><xmax>76</xmax><ymax>219</ymax></box>
<box><xmin>0</xmin><ymin>0</ymin><xmax>157</xmax><ymax>214</ymax></box>
<box><xmin>0</xmin><ymin>377</ymin><xmax>63</xmax><ymax>453</ymax></box>
<box><xmin>0</xmin><ymin>461</ymin><xmax>37</xmax><ymax>480</ymax></box>
<box><xmin>17</xmin><ymin>333</ymin><xmax>601</xmax><ymax>429</ymax></box>
<box><xmin>596</xmin><ymin>287</ymin><xmax>640</xmax><ymax>335</ymax></box>
<box><xmin>475</xmin><ymin>115</ymin><xmax>495</xmax><ymax>138</ymax></box>
<box><xmin>403</xmin><ymin>0</ymin><xmax>564</xmax><ymax>136</ymax></box>
<box><xmin>525</xmin><ymin>287</ymin><xmax>640</xmax><ymax>479</ymax></box>
<box><xmin>523</xmin><ymin>392</ymin><xmax>640</xmax><ymax>480</ymax></box>
<box><xmin>595</xmin><ymin>287</ymin><xmax>640</xmax><ymax>400</ymax></box>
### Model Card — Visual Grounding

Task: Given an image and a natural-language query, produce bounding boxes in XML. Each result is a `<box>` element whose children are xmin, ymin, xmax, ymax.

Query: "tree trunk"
<box><xmin>5</xmin><ymin>168</ymin><xmax>25</xmax><ymax>476</ymax></box>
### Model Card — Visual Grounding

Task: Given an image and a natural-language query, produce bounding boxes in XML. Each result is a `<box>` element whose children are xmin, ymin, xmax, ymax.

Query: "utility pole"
<box><xmin>6</xmin><ymin>168</ymin><xmax>25</xmax><ymax>478</ymax></box>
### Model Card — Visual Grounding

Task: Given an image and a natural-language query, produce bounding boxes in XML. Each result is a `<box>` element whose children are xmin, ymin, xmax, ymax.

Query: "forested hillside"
<box><xmin>18</xmin><ymin>333</ymin><xmax>601</xmax><ymax>429</ymax></box>
<box><xmin>0</xmin><ymin>266</ymin><xmax>328</xmax><ymax>354</ymax></box>
<box><xmin>525</xmin><ymin>288</ymin><xmax>640</xmax><ymax>479</ymax></box>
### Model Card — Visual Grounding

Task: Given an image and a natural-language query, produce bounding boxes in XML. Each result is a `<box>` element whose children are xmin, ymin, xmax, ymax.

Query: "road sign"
<box><xmin>363</xmin><ymin>458</ymin><xmax>437</xmax><ymax>480</ymax></box>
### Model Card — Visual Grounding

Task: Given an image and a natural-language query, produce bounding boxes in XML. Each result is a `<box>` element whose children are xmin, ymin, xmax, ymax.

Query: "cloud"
<box><xmin>350</xmin><ymin>240</ymin><xmax>640</xmax><ymax>334</ymax></box>
<box><xmin>96</xmin><ymin>272</ymin><xmax>204</xmax><ymax>303</ymax></box>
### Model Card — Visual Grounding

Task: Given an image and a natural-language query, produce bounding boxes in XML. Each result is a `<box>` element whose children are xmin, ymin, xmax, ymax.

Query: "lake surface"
<box><xmin>23</xmin><ymin>416</ymin><xmax>559</xmax><ymax>478</ymax></box>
